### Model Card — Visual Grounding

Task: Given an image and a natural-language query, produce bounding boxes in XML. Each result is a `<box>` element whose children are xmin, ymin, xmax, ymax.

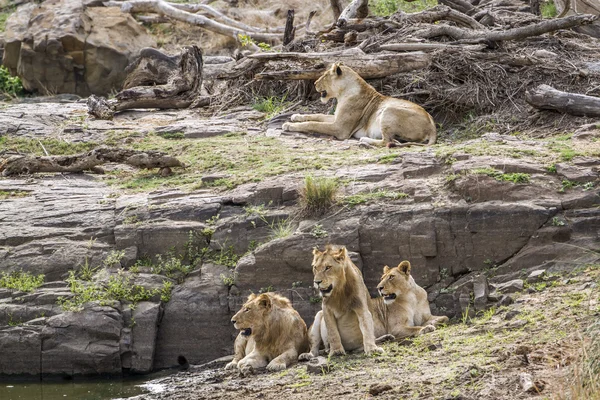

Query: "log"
<box><xmin>380</xmin><ymin>43</ymin><xmax>486</xmax><ymax>51</ymax></box>
<box><xmin>330</xmin><ymin>0</ymin><xmax>343</xmax><ymax>23</ymax></box>
<box><xmin>1</xmin><ymin>148</ymin><xmax>185</xmax><ymax>176</ymax></box>
<box><xmin>254</xmin><ymin>50</ymin><xmax>431</xmax><ymax>80</ymax></box>
<box><xmin>87</xmin><ymin>46</ymin><xmax>208</xmax><ymax>119</ymax></box>
<box><xmin>525</xmin><ymin>84</ymin><xmax>600</xmax><ymax>117</ymax></box>
<box><xmin>107</xmin><ymin>0</ymin><xmax>281</xmax><ymax>43</ymax></box>
<box><xmin>399</xmin><ymin>5</ymin><xmax>486</xmax><ymax>29</ymax></box>
<box><xmin>337</xmin><ymin>0</ymin><xmax>369</xmax><ymax>26</ymax></box>
<box><xmin>418</xmin><ymin>13</ymin><xmax>598</xmax><ymax>43</ymax></box>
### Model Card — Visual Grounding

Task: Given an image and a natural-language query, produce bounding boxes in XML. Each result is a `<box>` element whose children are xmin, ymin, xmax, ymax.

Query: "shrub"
<box><xmin>299</xmin><ymin>175</ymin><xmax>339</xmax><ymax>216</ymax></box>
<box><xmin>0</xmin><ymin>65</ymin><xmax>24</xmax><ymax>98</ymax></box>
<box><xmin>0</xmin><ymin>271</ymin><xmax>44</xmax><ymax>292</ymax></box>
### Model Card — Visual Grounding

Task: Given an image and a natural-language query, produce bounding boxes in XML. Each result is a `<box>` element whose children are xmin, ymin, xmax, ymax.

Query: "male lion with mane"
<box><xmin>282</xmin><ymin>63</ymin><xmax>436</xmax><ymax>147</ymax></box>
<box><xmin>302</xmin><ymin>245</ymin><xmax>383</xmax><ymax>358</ymax></box>
<box><xmin>301</xmin><ymin>260</ymin><xmax>448</xmax><ymax>359</ymax></box>
<box><xmin>225</xmin><ymin>292</ymin><xmax>309</xmax><ymax>374</ymax></box>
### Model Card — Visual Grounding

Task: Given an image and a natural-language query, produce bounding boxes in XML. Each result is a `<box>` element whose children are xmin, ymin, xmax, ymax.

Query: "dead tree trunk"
<box><xmin>330</xmin><ymin>0</ymin><xmax>343</xmax><ymax>23</ymax></box>
<box><xmin>525</xmin><ymin>85</ymin><xmax>600</xmax><ymax>117</ymax></box>
<box><xmin>337</xmin><ymin>0</ymin><xmax>369</xmax><ymax>26</ymax></box>
<box><xmin>1</xmin><ymin>148</ymin><xmax>185</xmax><ymax>176</ymax></box>
<box><xmin>283</xmin><ymin>9</ymin><xmax>295</xmax><ymax>46</ymax></box>
<box><xmin>87</xmin><ymin>46</ymin><xmax>208</xmax><ymax>119</ymax></box>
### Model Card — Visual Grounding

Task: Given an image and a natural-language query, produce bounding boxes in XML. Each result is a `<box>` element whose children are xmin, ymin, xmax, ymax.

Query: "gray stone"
<box><xmin>473</xmin><ymin>275</ymin><xmax>489</xmax><ymax>312</ymax></box>
<box><xmin>0</xmin><ymin>326</ymin><xmax>42</xmax><ymax>375</ymax></box>
<box><xmin>306</xmin><ymin>356</ymin><xmax>331</xmax><ymax>374</ymax></box>
<box><xmin>495</xmin><ymin>279</ymin><xmax>524</xmax><ymax>294</ymax></box>
<box><xmin>504</xmin><ymin>309</ymin><xmax>520</xmax><ymax>320</ymax></box>
<box><xmin>41</xmin><ymin>306</ymin><xmax>123</xmax><ymax>375</ymax></box>
<box><xmin>497</xmin><ymin>295</ymin><xmax>515</xmax><ymax>308</ymax></box>
<box><xmin>526</xmin><ymin>269</ymin><xmax>547</xmax><ymax>283</ymax></box>
<box><xmin>131</xmin><ymin>302</ymin><xmax>162</xmax><ymax>373</ymax></box>
<box><xmin>3</xmin><ymin>0</ymin><xmax>156</xmax><ymax>96</ymax></box>
<box><xmin>555</xmin><ymin>163</ymin><xmax>598</xmax><ymax>183</ymax></box>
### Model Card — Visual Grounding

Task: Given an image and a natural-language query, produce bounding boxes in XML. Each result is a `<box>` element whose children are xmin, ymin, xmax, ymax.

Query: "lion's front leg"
<box><xmin>323</xmin><ymin>308</ymin><xmax>345</xmax><ymax>356</ymax></box>
<box><xmin>282</xmin><ymin>121</ymin><xmax>349</xmax><ymax>140</ymax></box>
<box><xmin>299</xmin><ymin>311</ymin><xmax>325</xmax><ymax>361</ymax></box>
<box><xmin>237</xmin><ymin>350</ymin><xmax>268</xmax><ymax>375</ymax></box>
<box><xmin>267</xmin><ymin>348</ymin><xmax>299</xmax><ymax>372</ymax></box>
<box><xmin>390</xmin><ymin>324</ymin><xmax>434</xmax><ymax>339</ymax></box>
<box><xmin>225</xmin><ymin>333</ymin><xmax>254</xmax><ymax>370</ymax></box>
<box><xmin>355</xmin><ymin>308</ymin><xmax>384</xmax><ymax>355</ymax></box>
<box><xmin>290</xmin><ymin>114</ymin><xmax>335</xmax><ymax>123</ymax></box>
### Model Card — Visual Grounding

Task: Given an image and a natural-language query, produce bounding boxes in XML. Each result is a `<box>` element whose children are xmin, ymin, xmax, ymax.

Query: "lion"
<box><xmin>301</xmin><ymin>245</ymin><xmax>384</xmax><ymax>359</ymax></box>
<box><xmin>281</xmin><ymin>63</ymin><xmax>436</xmax><ymax>147</ymax></box>
<box><xmin>300</xmin><ymin>260</ymin><xmax>448</xmax><ymax>359</ymax></box>
<box><xmin>225</xmin><ymin>292</ymin><xmax>309</xmax><ymax>374</ymax></box>
<box><xmin>376</xmin><ymin>261</ymin><xmax>449</xmax><ymax>338</ymax></box>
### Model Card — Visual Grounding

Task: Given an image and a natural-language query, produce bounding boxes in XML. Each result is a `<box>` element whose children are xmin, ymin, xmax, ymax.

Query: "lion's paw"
<box><xmin>238</xmin><ymin>363</ymin><xmax>255</xmax><ymax>377</ymax></box>
<box><xmin>365</xmin><ymin>345</ymin><xmax>385</xmax><ymax>356</ymax></box>
<box><xmin>290</xmin><ymin>114</ymin><xmax>304</xmax><ymax>122</ymax></box>
<box><xmin>298</xmin><ymin>352</ymin><xmax>315</xmax><ymax>362</ymax></box>
<box><xmin>266</xmin><ymin>360</ymin><xmax>287</xmax><ymax>372</ymax></box>
<box><xmin>329</xmin><ymin>346</ymin><xmax>346</xmax><ymax>357</ymax></box>
<box><xmin>224</xmin><ymin>361</ymin><xmax>238</xmax><ymax>370</ymax></box>
<box><xmin>282</xmin><ymin>122</ymin><xmax>292</xmax><ymax>131</ymax></box>
<box><xmin>419</xmin><ymin>325</ymin><xmax>436</xmax><ymax>335</ymax></box>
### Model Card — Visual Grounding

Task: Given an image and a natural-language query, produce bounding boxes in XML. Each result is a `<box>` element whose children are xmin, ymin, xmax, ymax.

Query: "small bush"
<box><xmin>252</xmin><ymin>95</ymin><xmax>290</xmax><ymax>119</ymax></box>
<box><xmin>299</xmin><ymin>176</ymin><xmax>339</xmax><ymax>216</ymax></box>
<box><xmin>0</xmin><ymin>271</ymin><xmax>45</xmax><ymax>292</ymax></box>
<box><xmin>371</xmin><ymin>0</ymin><xmax>437</xmax><ymax>16</ymax></box>
<box><xmin>0</xmin><ymin>65</ymin><xmax>24</xmax><ymax>98</ymax></box>
<box><xmin>269</xmin><ymin>218</ymin><xmax>294</xmax><ymax>240</ymax></box>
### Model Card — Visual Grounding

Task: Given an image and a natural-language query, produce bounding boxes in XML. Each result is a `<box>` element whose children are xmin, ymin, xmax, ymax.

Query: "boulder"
<box><xmin>2</xmin><ymin>0</ymin><xmax>156</xmax><ymax>96</ymax></box>
<box><xmin>0</xmin><ymin>326</ymin><xmax>43</xmax><ymax>375</ymax></box>
<box><xmin>40</xmin><ymin>305</ymin><xmax>123</xmax><ymax>375</ymax></box>
<box><xmin>130</xmin><ymin>302</ymin><xmax>162</xmax><ymax>373</ymax></box>
<box><xmin>495</xmin><ymin>279</ymin><xmax>524</xmax><ymax>294</ymax></box>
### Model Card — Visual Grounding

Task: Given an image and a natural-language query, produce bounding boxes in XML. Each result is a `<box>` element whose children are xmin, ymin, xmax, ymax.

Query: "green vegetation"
<box><xmin>310</xmin><ymin>224</ymin><xmax>328</xmax><ymax>238</ymax></box>
<box><xmin>0</xmin><ymin>271</ymin><xmax>45</xmax><ymax>292</ymax></box>
<box><xmin>252</xmin><ymin>95</ymin><xmax>290</xmax><ymax>119</ymax></box>
<box><xmin>343</xmin><ymin>189</ymin><xmax>409</xmax><ymax>206</ymax></box>
<box><xmin>560</xmin><ymin>179</ymin><xmax>579</xmax><ymax>192</ymax></box>
<box><xmin>471</xmin><ymin>168</ymin><xmax>530</xmax><ymax>184</ymax></box>
<box><xmin>220</xmin><ymin>271</ymin><xmax>237</xmax><ymax>287</ymax></box>
<box><xmin>269</xmin><ymin>218</ymin><xmax>294</xmax><ymax>240</ymax></box>
<box><xmin>58</xmin><ymin>270</ymin><xmax>163</xmax><ymax>312</ymax></box>
<box><xmin>299</xmin><ymin>175</ymin><xmax>339</xmax><ymax>216</ymax></box>
<box><xmin>259</xmin><ymin>285</ymin><xmax>275</xmax><ymax>294</ymax></box>
<box><xmin>0</xmin><ymin>65</ymin><xmax>24</xmax><ymax>98</ymax></box>
<box><xmin>156</xmin><ymin>131</ymin><xmax>185</xmax><ymax>140</ymax></box>
<box><xmin>541</xmin><ymin>0</ymin><xmax>557</xmax><ymax>18</ymax></box>
<box><xmin>552</xmin><ymin>216</ymin><xmax>566</xmax><ymax>226</ymax></box>
<box><xmin>371</xmin><ymin>0</ymin><xmax>437</xmax><ymax>16</ymax></box>
<box><xmin>0</xmin><ymin>190</ymin><xmax>30</xmax><ymax>199</ymax></box>
<box><xmin>0</xmin><ymin>136</ymin><xmax>97</xmax><ymax>156</ymax></box>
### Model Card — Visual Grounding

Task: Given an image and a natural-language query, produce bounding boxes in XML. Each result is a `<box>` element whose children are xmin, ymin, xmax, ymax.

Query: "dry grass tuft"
<box><xmin>298</xmin><ymin>175</ymin><xmax>339</xmax><ymax>216</ymax></box>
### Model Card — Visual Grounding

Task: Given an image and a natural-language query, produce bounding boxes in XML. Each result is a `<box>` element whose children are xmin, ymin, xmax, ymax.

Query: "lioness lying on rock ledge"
<box><xmin>225</xmin><ymin>293</ymin><xmax>309</xmax><ymax>374</ymax></box>
<box><xmin>301</xmin><ymin>259</ymin><xmax>447</xmax><ymax>359</ymax></box>
<box><xmin>282</xmin><ymin>63</ymin><xmax>436</xmax><ymax>147</ymax></box>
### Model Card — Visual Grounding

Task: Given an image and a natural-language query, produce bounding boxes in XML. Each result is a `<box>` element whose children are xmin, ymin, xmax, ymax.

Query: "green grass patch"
<box><xmin>0</xmin><ymin>190</ymin><xmax>31</xmax><ymax>199</ymax></box>
<box><xmin>343</xmin><ymin>189</ymin><xmax>409</xmax><ymax>206</ymax></box>
<box><xmin>252</xmin><ymin>95</ymin><xmax>290</xmax><ymax>119</ymax></box>
<box><xmin>0</xmin><ymin>136</ymin><xmax>97</xmax><ymax>155</ymax></box>
<box><xmin>0</xmin><ymin>65</ymin><xmax>24</xmax><ymax>98</ymax></box>
<box><xmin>471</xmin><ymin>168</ymin><xmax>530</xmax><ymax>184</ymax></box>
<box><xmin>0</xmin><ymin>271</ymin><xmax>45</xmax><ymax>292</ymax></box>
<box><xmin>299</xmin><ymin>175</ymin><xmax>339</xmax><ymax>216</ymax></box>
<box><xmin>541</xmin><ymin>0</ymin><xmax>557</xmax><ymax>18</ymax></box>
<box><xmin>371</xmin><ymin>0</ymin><xmax>437</xmax><ymax>16</ymax></box>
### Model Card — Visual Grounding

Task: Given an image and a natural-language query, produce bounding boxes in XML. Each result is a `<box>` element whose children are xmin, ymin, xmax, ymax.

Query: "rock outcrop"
<box><xmin>2</xmin><ymin>0</ymin><xmax>156</xmax><ymax>96</ymax></box>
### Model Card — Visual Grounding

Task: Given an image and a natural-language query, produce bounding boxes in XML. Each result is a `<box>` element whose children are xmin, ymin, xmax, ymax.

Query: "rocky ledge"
<box><xmin>0</xmin><ymin>100</ymin><xmax>599</xmax><ymax>376</ymax></box>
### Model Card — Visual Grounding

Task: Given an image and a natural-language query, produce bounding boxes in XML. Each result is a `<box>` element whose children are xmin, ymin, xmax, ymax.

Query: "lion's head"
<box><xmin>377</xmin><ymin>261</ymin><xmax>413</xmax><ymax>305</ymax></box>
<box><xmin>314</xmin><ymin>63</ymin><xmax>358</xmax><ymax>104</ymax></box>
<box><xmin>231</xmin><ymin>292</ymin><xmax>294</xmax><ymax>338</ymax></box>
<box><xmin>311</xmin><ymin>245</ymin><xmax>352</xmax><ymax>298</ymax></box>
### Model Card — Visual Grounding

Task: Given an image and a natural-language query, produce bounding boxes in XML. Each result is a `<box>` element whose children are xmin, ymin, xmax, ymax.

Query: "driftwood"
<box><xmin>283</xmin><ymin>10</ymin><xmax>295</xmax><ymax>46</ymax></box>
<box><xmin>108</xmin><ymin>0</ymin><xmax>281</xmax><ymax>43</ymax></box>
<box><xmin>418</xmin><ymin>13</ymin><xmax>598</xmax><ymax>43</ymax></box>
<box><xmin>1</xmin><ymin>148</ymin><xmax>185</xmax><ymax>176</ymax></box>
<box><xmin>380</xmin><ymin>43</ymin><xmax>486</xmax><ymax>51</ymax></box>
<box><xmin>525</xmin><ymin>85</ymin><xmax>600</xmax><ymax>117</ymax></box>
<box><xmin>337</xmin><ymin>0</ymin><xmax>369</xmax><ymax>26</ymax></box>
<box><xmin>87</xmin><ymin>46</ymin><xmax>208</xmax><ymax>119</ymax></box>
<box><xmin>251</xmin><ymin>49</ymin><xmax>431</xmax><ymax>80</ymax></box>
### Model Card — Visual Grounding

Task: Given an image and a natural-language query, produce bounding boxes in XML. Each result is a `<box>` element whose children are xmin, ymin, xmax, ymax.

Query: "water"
<box><xmin>0</xmin><ymin>376</ymin><xmax>150</xmax><ymax>400</ymax></box>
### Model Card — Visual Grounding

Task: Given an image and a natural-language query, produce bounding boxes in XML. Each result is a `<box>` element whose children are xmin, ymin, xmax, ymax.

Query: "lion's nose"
<box><xmin>231</xmin><ymin>319</ymin><xmax>236</xmax><ymax>324</ymax></box>
<box><xmin>314</xmin><ymin>280</ymin><xmax>322</xmax><ymax>285</ymax></box>
<box><xmin>377</xmin><ymin>286</ymin><xmax>383</xmax><ymax>292</ymax></box>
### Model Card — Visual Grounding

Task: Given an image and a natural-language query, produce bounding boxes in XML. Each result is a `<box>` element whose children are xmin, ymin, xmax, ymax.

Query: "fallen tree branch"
<box><xmin>395</xmin><ymin>5</ymin><xmax>486</xmax><ymax>29</ymax></box>
<box><xmin>380</xmin><ymin>42</ymin><xmax>486</xmax><ymax>51</ymax></box>
<box><xmin>525</xmin><ymin>84</ymin><xmax>600</xmax><ymax>117</ymax></box>
<box><xmin>337</xmin><ymin>0</ymin><xmax>369</xmax><ymax>26</ymax></box>
<box><xmin>105</xmin><ymin>0</ymin><xmax>281</xmax><ymax>43</ymax></box>
<box><xmin>253</xmin><ymin>50</ymin><xmax>431</xmax><ymax>80</ymax></box>
<box><xmin>1</xmin><ymin>148</ymin><xmax>185</xmax><ymax>176</ymax></box>
<box><xmin>418</xmin><ymin>13</ymin><xmax>598</xmax><ymax>43</ymax></box>
<box><xmin>88</xmin><ymin>46</ymin><xmax>208</xmax><ymax>119</ymax></box>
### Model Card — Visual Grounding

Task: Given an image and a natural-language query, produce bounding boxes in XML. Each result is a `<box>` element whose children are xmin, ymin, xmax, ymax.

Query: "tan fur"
<box><xmin>301</xmin><ymin>260</ymin><xmax>448</xmax><ymax>359</ymax></box>
<box><xmin>282</xmin><ymin>64</ymin><xmax>436</xmax><ymax>147</ymax></box>
<box><xmin>376</xmin><ymin>261</ymin><xmax>449</xmax><ymax>338</ymax></box>
<box><xmin>300</xmin><ymin>245</ymin><xmax>383</xmax><ymax>359</ymax></box>
<box><xmin>225</xmin><ymin>292</ymin><xmax>309</xmax><ymax>374</ymax></box>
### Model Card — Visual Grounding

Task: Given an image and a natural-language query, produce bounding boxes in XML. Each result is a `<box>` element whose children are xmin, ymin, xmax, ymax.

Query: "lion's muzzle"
<box><xmin>319</xmin><ymin>284</ymin><xmax>333</xmax><ymax>296</ymax></box>
<box><xmin>320</xmin><ymin>90</ymin><xmax>327</xmax><ymax>99</ymax></box>
<box><xmin>240</xmin><ymin>328</ymin><xmax>252</xmax><ymax>336</ymax></box>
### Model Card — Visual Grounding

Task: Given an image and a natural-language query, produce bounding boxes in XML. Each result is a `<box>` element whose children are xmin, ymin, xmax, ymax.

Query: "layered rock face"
<box><xmin>0</xmin><ymin>103</ymin><xmax>599</xmax><ymax>376</ymax></box>
<box><xmin>2</xmin><ymin>0</ymin><xmax>156</xmax><ymax>96</ymax></box>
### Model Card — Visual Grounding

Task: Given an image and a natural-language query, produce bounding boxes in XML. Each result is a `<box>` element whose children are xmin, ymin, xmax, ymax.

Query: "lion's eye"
<box><xmin>244</xmin><ymin>308</ymin><xmax>250</xmax><ymax>312</ymax></box>
<box><xmin>325</xmin><ymin>266</ymin><xmax>331</xmax><ymax>271</ymax></box>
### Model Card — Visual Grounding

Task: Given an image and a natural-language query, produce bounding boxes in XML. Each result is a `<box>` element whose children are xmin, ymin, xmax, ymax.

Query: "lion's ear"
<box><xmin>247</xmin><ymin>293</ymin><xmax>257</xmax><ymax>301</ymax></box>
<box><xmin>383</xmin><ymin>265</ymin><xmax>390</xmax><ymax>274</ymax></box>
<box><xmin>257</xmin><ymin>293</ymin><xmax>272</xmax><ymax>309</ymax></box>
<box><xmin>313</xmin><ymin>246</ymin><xmax>322</xmax><ymax>256</ymax></box>
<box><xmin>332</xmin><ymin>246</ymin><xmax>347</xmax><ymax>261</ymax></box>
<box><xmin>398</xmin><ymin>261</ymin><xmax>411</xmax><ymax>276</ymax></box>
